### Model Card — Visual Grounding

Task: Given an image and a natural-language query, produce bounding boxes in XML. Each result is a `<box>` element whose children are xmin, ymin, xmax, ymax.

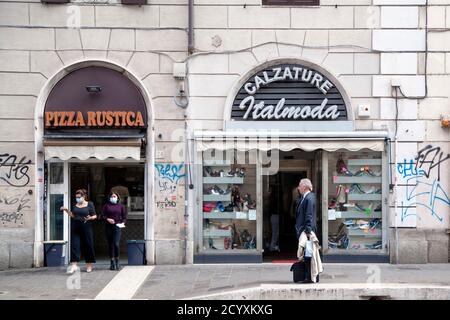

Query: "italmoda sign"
<box><xmin>231</xmin><ymin>64</ymin><xmax>348</xmax><ymax>121</ymax></box>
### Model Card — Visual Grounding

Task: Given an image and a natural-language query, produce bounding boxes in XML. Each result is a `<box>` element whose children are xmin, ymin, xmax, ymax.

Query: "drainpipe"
<box><xmin>394</xmin><ymin>128</ymin><xmax>399</xmax><ymax>264</ymax></box>
<box><xmin>188</xmin><ymin>0</ymin><xmax>194</xmax><ymax>54</ymax></box>
<box><xmin>184</xmin><ymin>0</ymin><xmax>194</xmax><ymax>264</ymax></box>
<box><xmin>393</xmin><ymin>87</ymin><xmax>400</xmax><ymax>264</ymax></box>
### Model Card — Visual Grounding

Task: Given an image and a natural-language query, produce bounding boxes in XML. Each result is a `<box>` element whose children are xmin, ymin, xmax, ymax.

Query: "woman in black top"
<box><xmin>61</xmin><ymin>189</ymin><xmax>97</xmax><ymax>274</ymax></box>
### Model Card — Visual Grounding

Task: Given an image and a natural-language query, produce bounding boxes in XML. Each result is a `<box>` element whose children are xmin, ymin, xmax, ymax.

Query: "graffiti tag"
<box><xmin>0</xmin><ymin>192</ymin><xmax>32</xmax><ymax>212</ymax></box>
<box><xmin>155</xmin><ymin>163</ymin><xmax>185</xmax><ymax>212</ymax></box>
<box><xmin>0</xmin><ymin>154</ymin><xmax>32</xmax><ymax>187</ymax></box>
<box><xmin>158</xmin><ymin>180</ymin><xmax>177</xmax><ymax>193</ymax></box>
<box><xmin>397</xmin><ymin>145</ymin><xmax>450</xmax><ymax>224</ymax></box>
<box><xmin>399</xmin><ymin>176</ymin><xmax>448</xmax><ymax>223</ymax></box>
<box><xmin>156</xmin><ymin>197</ymin><xmax>177</xmax><ymax>210</ymax></box>
<box><xmin>155</xmin><ymin>163</ymin><xmax>185</xmax><ymax>184</ymax></box>
<box><xmin>415</xmin><ymin>145</ymin><xmax>450</xmax><ymax>181</ymax></box>
<box><xmin>0</xmin><ymin>212</ymin><xmax>24</xmax><ymax>224</ymax></box>
<box><xmin>0</xmin><ymin>192</ymin><xmax>32</xmax><ymax>226</ymax></box>
<box><xmin>397</xmin><ymin>159</ymin><xmax>425</xmax><ymax>179</ymax></box>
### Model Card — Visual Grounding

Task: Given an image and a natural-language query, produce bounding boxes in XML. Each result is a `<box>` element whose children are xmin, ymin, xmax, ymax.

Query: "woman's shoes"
<box><xmin>114</xmin><ymin>258</ymin><xmax>121</xmax><ymax>271</ymax></box>
<box><xmin>66</xmin><ymin>264</ymin><xmax>79</xmax><ymax>274</ymax></box>
<box><xmin>216</xmin><ymin>201</ymin><xmax>225</xmax><ymax>212</ymax></box>
<box><xmin>109</xmin><ymin>259</ymin><xmax>121</xmax><ymax>271</ymax></box>
<box><xmin>67</xmin><ymin>263</ymin><xmax>95</xmax><ymax>273</ymax></box>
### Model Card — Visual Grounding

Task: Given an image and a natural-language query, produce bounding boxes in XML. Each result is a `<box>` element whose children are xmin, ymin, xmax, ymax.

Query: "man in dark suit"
<box><xmin>295</xmin><ymin>178</ymin><xmax>317</xmax><ymax>239</ymax></box>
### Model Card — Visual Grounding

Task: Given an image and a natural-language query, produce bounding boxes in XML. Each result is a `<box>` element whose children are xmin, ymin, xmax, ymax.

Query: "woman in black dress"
<box><xmin>61</xmin><ymin>189</ymin><xmax>97</xmax><ymax>273</ymax></box>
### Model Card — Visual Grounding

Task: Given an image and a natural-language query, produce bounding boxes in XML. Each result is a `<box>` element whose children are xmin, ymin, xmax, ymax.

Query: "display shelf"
<box><xmin>333</xmin><ymin>176</ymin><xmax>382</xmax><ymax>184</ymax></box>
<box><xmin>203</xmin><ymin>229</ymin><xmax>232</xmax><ymax>237</ymax></box>
<box><xmin>204</xmin><ymin>212</ymin><xmax>235</xmax><ymax>219</ymax></box>
<box><xmin>336</xmin><ymin>211</ymin><xmax>382</xmax><ymax>219</ymax></box>
<box><xmin>347</xmin><ymin>229</ymin><xmax>382</xmax><ymax>237</ymax></box>
<box><xmin>347</xmin><ymin>193</ymin><xmax>382</xmax><ymax>201</ymax></box>
<box><xmin>203</xmin><ymin>177</ymin><xmax>244</xmax><ymax>184</ymax></box>
<box><xmin>203</xmin><ymin>212</ymin><xmax>248</xmax><ymax>219</ymax></box>
<box><xmin>347</xmin><ymin>237</ymin><xmax>382</xmax><ymax>246</ymax></box>
<box><xmin>347</xmin><ymin>159</ymin><xmax>382</xmax><ymax>166</ymax></box>
<box><xmin>203</xmin><ymin>194</ymin><xmax>232</xmax><ymax>202</ymax></box>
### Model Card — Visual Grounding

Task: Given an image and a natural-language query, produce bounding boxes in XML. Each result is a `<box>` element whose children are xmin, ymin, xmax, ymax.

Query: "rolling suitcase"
<box><xmin>290</xmin><ymin>261</ymin><xmax>306</xmax><ymax>283</ymax></box>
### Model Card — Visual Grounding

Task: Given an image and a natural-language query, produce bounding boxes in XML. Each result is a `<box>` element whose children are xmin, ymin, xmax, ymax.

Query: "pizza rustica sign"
<box><xmin>231</xmin><ymin>64</ymin><xmax>348</xmax><ymax>121</ymax></box>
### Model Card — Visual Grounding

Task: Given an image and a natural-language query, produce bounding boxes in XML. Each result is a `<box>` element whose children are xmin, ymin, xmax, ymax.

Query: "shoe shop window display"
<box><xmin>327</xmin><ymin>150</ymin><xmax>383</xmax><ymax>251</ymax></box>
<box><xmin>202</xmin><ymin>151</ymin><xmax>257</xmax><ymax>252</ymax></box>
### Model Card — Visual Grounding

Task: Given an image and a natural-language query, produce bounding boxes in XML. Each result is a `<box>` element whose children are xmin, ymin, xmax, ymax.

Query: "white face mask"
<box><xmin>110</xmin><ymin>197</ymin><xmax>118</xmax><ymax>204</ymax></box>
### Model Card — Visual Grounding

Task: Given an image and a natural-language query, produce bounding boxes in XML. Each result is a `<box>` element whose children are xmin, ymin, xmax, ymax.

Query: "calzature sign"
<box><xmin>45</xmin><ymin>111</ymin><xmax>145</xmax><ymax>128</ymax></box>
<box><xmin>231</xmin><ymin>64</ymin><xmax>347</xmax><ymax>121</ymax></box>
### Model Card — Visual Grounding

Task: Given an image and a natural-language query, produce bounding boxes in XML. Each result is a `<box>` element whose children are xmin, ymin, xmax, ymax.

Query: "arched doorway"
<box><xmin>34</xmin><ymin>60</ymin><xmax>155</xmax><ymax>267</ymax></box>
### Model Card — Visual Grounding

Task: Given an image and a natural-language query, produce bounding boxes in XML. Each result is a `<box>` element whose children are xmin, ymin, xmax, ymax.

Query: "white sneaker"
<box><xmin>66</xmin><ymin>264</ymin><xmax>78</xmax><ymax>274</ymax></box>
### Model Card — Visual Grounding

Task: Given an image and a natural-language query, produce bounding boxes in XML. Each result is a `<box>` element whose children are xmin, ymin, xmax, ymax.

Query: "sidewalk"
<box><xmin>1</xmin><ymin>263</ymin><xmax>449</xmax><ymax>300</ymax></box>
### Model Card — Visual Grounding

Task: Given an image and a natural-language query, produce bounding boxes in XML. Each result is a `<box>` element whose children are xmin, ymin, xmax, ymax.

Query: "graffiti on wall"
<box><xmin>397</xmin><ymin>145</ymin><xmax>450</xmax><ymax>225</ymax></box>
<box><xmin>0</xmin><ymin>191</ymin><xmax>32</xmax><ymax>227</ymax></box>
<box><xmin>415</xmin><ymin>145</ymin><xmax>450</xmax><ymax>181</ymax></box>
<box><xmin>155</xmin><ymin>163</ymin><xmax>185</xmax><ymax>211</ymax></box>
<box><xmin>0</xmin><ymin>153</ymin><xmax>32</xmax><ymax>187</ymax></box>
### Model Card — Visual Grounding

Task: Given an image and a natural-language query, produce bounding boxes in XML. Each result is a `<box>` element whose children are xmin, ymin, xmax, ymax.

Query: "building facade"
<box><xmin>0</xmin><ymin>0</ymin><xmax>449</xmax><ymax>269</ymax></box>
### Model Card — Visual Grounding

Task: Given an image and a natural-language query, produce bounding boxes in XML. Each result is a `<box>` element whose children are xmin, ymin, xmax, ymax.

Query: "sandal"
<box><xmin>216</xmin><ymin>201</ymin><xmax>225</xmax><ymax>212</ymax></box>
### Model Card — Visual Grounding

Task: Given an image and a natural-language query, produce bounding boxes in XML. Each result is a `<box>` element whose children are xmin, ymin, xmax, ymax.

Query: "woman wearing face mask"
<box><xmin>60</xmin><ymin>189</ymin><xmax>97</xmax><ymax>274</ymax></box>
<box><xmin>102</xmin><ymin>192</ymin><xmax>127</xmax><ymax>270</ymax></box>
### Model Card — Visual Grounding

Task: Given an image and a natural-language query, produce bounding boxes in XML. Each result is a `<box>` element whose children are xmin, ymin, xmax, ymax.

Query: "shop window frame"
<box><xmin>197</xmin><ymin>149</ymin><xmax>263</xmax><ymax>255</ymax></box>
<box><xmin>322</xmin><ymin>149</ymin><xmax>388</xmax><ymax>254</ymax></box>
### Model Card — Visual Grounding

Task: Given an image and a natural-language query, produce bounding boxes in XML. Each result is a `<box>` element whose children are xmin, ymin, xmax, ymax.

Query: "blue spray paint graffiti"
<box><xmin>155</xmin><ymin>163</ymin><xmax>185</xmax><ymax>185</ymax></box>
<box><xmin>397</xmin><ymin>145</ymin><xmax>450</xmax><ymax>224</ymax></box>
<box><xmin>398</xmin><ymin>176</ymin><xmax>448</xmax><ymax>223</ymax></box>
<box><xmin>155</xmin><ymin>163</ymin><xmax>185</xmax><ymax>210</ymax></box>
<box><xmin>397</xmin><ymin>159</ymin><xmax>425</xmax><ymax>179</ymax></box>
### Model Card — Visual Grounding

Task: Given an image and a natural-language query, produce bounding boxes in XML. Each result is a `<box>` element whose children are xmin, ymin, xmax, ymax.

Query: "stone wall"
<box><xmin>0</xmin><ymin>0</ymin><xmax>449</xmax><ymax>267</ymax></box>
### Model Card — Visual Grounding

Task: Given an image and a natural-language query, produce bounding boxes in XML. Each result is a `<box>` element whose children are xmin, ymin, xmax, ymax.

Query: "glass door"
<box><xmin>46</xmin><ymin>161</ymin><xmax>70</xmax><ymax>262</ymax></box>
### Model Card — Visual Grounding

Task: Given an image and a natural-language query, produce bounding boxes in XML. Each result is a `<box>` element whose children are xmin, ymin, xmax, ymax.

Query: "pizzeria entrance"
<box><xmin>69</xmin><ymin>162</ymin><xmax>145</xmax><ymax>260</ymax></box>
<box><xmin>38</xmin><ymin>63</ymin><xmax>151</xmax><ymax>266</ymax></box>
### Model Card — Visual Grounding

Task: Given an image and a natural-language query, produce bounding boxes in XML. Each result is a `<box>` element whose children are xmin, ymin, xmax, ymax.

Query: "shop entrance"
<box><xmin>263</xmin><ymin>149</ymin><xmax>322</xmax><ymax>262</ymax></box>
<box><xmin>69</xmin><ymin>163</ymin><xmax>145</xmax><ymax>261</ymax></box>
